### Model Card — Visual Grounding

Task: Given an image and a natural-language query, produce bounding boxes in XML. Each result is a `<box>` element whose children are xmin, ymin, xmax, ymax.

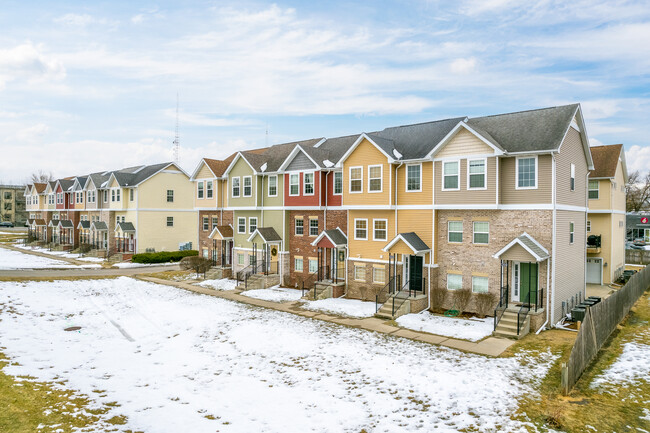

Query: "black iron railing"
<box><xmin>375</xmin><ymin>274</ymin><xmax>400</xmax><ymax>312</ymax></box>
<box><xmin>493</xmin><ymin>285</ymin><xmax>509</xmax><ymax>331</ymax></box>
<box><xmin>517</xmin><ymin>289</ymin><xmax>531</xmax><ymax>335</ymax></box>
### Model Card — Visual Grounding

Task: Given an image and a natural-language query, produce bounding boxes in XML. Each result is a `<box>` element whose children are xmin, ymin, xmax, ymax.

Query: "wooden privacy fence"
<box><xmin>625</xmin><ymin>248</ymin><xmax>650</xmax><ymax>265</ymax></box>
<box><xmin>561</xmin><ymin>265</ymin><xmax>650</xmax><ymax>394</ymax></box>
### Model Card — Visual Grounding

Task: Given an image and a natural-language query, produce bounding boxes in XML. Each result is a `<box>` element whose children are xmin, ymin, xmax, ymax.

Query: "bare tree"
<box><xmin>30</xmin><ymin>170</ymin><xmax>54</xmax><ymax>183</ymax></box>
<box><xmin>626</xmin><ymin>170</ymin><xmax>650</xmax><ymax>212</ymax></box>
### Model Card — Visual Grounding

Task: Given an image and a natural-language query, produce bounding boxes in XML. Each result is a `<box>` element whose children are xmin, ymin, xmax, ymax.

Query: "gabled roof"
<box><xmin>311</xmin><ymin>228</ymin><xmax>348</xmax><ymax>247</ymax></box>
<box><xmin>72</xmin><ymin>177</ymin><xmax>87</xmax><ymax>191</ymax></box>
<box><xmin>34</xmin><ymin>219</ymin><xmax>47</xmax><ymax>226</ymax></box>
<box><xmin>115</xmin><ymin>222</ymin><xmax>136</xmax><ymax>232</ymax></box>
<box><xmin>247</xmin><ymin>227</ymin><xmax>282</xmax><ymax>243</ymax></box>
<box><xmin>33</xmin><ymin>183</ymin><xmax>47</xmax><ymax>193</ymax></box>
<box><xmin>382</xmin><ymin>232</ymin><xmax>431</xmax><ymax>254</ymax></box>
<box><xmin>189</xmin><ymin>156</ymin><xmax>236</xmax><ymax>180</ymax></box>
<box><xmin>590</xmin><ymin>144</ymin><xmax>626</xmax><ymax>180</ymax></box>
<box><xmin>427</xmin><ymin>120</ymin><xmax>505</xmax><ymax>158</ymax></box>
<box><xmin>56</xmin><ymin>179</ymin><xmax>74</xmax><ymax>192</ymax></box>
<box><xmin>49</xmin><ymin>219</ymin><xmax>74</xmax><ymax>228</ymax></box>
<box><xmin>209</xmin><ymin>224</ymin><xmax>234</xmax><ymax>240</ymax></box>
<box><xmin>90</xmin><ymin>221</ymin><xmax>108</xmax><ymax>231</ymax></box>
<box><xmin>108</xmin><ymin>162</ymin><xmax>185</xmax><ymax>187</ymax></box>
<box><xmin>493</xmin><ymin>232</ymin><xmax>550</xmax><ymax>262</ymax></box>
<box><xmin>77</xmin><ymin>221</ymin><xmax>91</xmax><ymax>230</ymax></box>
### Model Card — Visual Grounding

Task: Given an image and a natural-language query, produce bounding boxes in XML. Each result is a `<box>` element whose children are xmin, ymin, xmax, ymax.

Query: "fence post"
<box><xmin>561</xmin><ymin>363</ymin><xmax>569</xmax><ymax>395</ymax></box>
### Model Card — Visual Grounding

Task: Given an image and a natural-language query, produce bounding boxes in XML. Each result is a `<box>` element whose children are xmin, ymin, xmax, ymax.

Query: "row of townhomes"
<box><xmin>25</xmin><ymin>103</ymin><xmax>628</xmax><ymax>337</ymax></box>
<box><xmin>25</xmin><ymin>162</ymin><xmax>195</xmax><ymax>260</ymax></box>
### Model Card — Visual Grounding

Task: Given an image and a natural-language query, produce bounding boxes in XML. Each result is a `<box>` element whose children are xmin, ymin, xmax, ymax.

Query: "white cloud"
<box><xmin>450</xmin><ymin>57</ymin><xmax>477</xmax><ymax>74</ymax></box>
<box><xmin>625</xmin><ymin>145</ymin><xmax>650</xmax><ymax>174</ymax></box>
<box><xmin>0</xmin><ymin>42</ymin><xmax>65</xmax><ymax>89</ymax></box>
<box><xmin>12</xmin><ymin>123</ymin><xmax>49</xmax><ymax>142</ymax></box>
<box><xmin>54</xmin><ymin>13</ymin><xmax>95</xmax><ymax>27</ymax></box>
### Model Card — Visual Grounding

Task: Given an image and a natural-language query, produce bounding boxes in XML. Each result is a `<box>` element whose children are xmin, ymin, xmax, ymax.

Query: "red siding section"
<box><xmin>326</xmin><ymin>171</ymin><xmax>342</xmax><ymax>206</ymax></box>
<box><xmin>284</xmin><ymin>172</ymin><xmax>321</xmax><ymax>206</ymax></box>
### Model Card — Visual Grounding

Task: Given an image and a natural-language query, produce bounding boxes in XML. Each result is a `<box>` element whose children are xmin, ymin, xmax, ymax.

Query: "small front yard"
<box><xmin>396</xmin><ymin>311</ymin><xmax>494</xmax><ymax>342</ymax></box>
<box><xmin>0</xmin><ymin>246</ymin><xmax>101</xmax><ymax>270</ymax></box>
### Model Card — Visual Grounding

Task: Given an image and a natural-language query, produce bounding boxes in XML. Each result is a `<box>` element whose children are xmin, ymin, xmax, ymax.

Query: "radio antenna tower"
<box><xmin>172</xmin><ymin>93</ymin><xmax>180</xmax><ymax>164</ymax></box>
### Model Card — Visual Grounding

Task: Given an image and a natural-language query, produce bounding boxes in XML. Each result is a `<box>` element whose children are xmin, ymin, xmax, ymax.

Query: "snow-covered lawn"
<box><xmin>112</xmin><ymin>262</ymin><xmax>179</xmax><ymax>268</ymax></box>
<box><xmin>0</xmin><ymin>247</ymin><xmax>101</xmax><ymax>269</ymax></box>
<box><xmin>301</xmin><ymin>297</ymin><xmax>377</xmax><ymax>318</ymax></box>
<box><xmin>15</xmin><ymin>244</ymin><xmax>105</xmax><ymax>262</ymax></box>
<box><xmin>242</xmin><ymin>286</ymin><xmax>303</xmax><ymax>302</ymax></box>
<box><xmin>591</xmin><ymin>330</ymin><xmax>650</xmax><ymax>389</ymax></box>
<box><xmin>0</xmin><ymin>277</ymin><xmax>556</xmax><ymax>432</ymax></box>
<box><xmin>194</xmin><ymin>278</ymin><xmax>237</xmax><ymax>291</ymax></box>
<box><xmin>397</xmin><ymin>312</ymin><xmax>494</xmax><ymax>342</ymax></box>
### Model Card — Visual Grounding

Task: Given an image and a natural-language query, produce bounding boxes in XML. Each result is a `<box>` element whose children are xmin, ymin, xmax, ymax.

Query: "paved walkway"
<box><xmin>0</xmin><ymin>242</ymin><xmax>515</xmax><ymax>357</ymax></box>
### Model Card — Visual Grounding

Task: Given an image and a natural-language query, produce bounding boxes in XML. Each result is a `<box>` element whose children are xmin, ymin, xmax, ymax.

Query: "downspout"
<box><xmin>537</xmin><ymin>259</ymin><xmax>550</xmax><ymax>334</ymax></box>
<box><xmin>220</xmin><ymin>177</ymin><xmax>223</xmax><ymax>223</ymax></box>
<box><xmin>550</xmin><ymin>153</ymin><xmax>557</xmax><ymax>327</ymax></box>
<box><xmin>394</xmin><ymin>161</ymin><xmax>403</xmax><ymax>280</ymax></box>
<box><xmin>584</xmin><ymin>171</ymin><xmax>589</xmax><ymax>294</ymax></box>
<box><xmin>324</xmin><ymin>171</ymin><xmax>328</xmax><ymax>229</ymax></box>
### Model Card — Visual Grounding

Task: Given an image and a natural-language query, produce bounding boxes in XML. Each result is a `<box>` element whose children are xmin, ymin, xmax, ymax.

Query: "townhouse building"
<box><xmin>26</xmin><ymin>162</ymin><xmax>194</xmax><ymax>257</ymax></box>
<box><xmin>586</xmin><ymin>144</ymin><xmax>627</xmax><ymax>284</ymax></box>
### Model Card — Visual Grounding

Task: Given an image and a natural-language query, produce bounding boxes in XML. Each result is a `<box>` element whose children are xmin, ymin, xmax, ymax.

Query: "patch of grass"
<box><xmin>139</xmin><ymin>270</ymin><xmax>197</xmax><ymax>281</ymax></box>
<box><xmin>0</xmin><ymin>276</ymin><xmax>118</xmax><ymax>282</ymax></box>
<box><xmin>508</xmin><ymin>292</ymin><xmax>650</xmax><ymax>432</ymax></box>
<box><xmin>0</xmin><ymin>352</ymin><xmax>127</xmax><ymax>432</ymax></box>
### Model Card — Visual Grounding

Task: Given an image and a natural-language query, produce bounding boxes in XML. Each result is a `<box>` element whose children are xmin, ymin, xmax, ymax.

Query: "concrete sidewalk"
<box><xmin>137</xmin><ymin>276</ymin><xmax>515</xmax><ymax>357</ymax></box>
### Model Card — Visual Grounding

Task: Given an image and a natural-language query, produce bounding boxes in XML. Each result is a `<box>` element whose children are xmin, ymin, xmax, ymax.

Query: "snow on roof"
<box><xmin>323</xmin><ymin>159</ymin><xmax>334</xmax><ymax>168</ymax></box>
<box><xmin>393</xmin><ymin>149</ymin><xmax>403</xmax><ymax>159</ymax></box>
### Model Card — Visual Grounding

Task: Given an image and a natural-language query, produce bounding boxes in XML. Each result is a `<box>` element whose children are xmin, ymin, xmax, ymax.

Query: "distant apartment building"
<box><xmin>0</xmin><ymin>184</ymin><xmax>27</xmax><ymax>225</ymax></box>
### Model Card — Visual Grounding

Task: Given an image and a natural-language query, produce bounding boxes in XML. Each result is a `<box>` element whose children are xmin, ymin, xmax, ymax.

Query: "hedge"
<box><xmin>131</xmin><ymin>250</ymin><xmax>198</xmax><ymax>264</ymax></box>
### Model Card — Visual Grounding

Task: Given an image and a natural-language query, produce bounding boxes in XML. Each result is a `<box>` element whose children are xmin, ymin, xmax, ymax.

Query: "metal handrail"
<box><xmin>493</xmin><ymin>285</ymin><xmax>509</xmax><ymax>331</ymax></box>
<box><xmin>517</xmin><ymin>289</ymin><xmax>532</xmax><ymax>335</ymax></box>
<box><xmin>236</xmin><ymin>263</ymin><xmax>255</xmax><ymax>285</ymax></box>
<box><xmin>375</xmin><ymin>274</ymin><xmax>399</xmax><ymax>313</ymax></box>
<box><xmin>391</xmin><ymin>277</ymin><xmax>411</xmax><ymax>316</ymax></box>
<box><xmin>301</xmin><ymin>270</ymin><xmax>320</xmax><ymax>297</ymax></box>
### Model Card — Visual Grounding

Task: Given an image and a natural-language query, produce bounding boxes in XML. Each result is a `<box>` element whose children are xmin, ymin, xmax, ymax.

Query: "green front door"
<box><xmin>408</xmin><ymin>255</ymin><xmax>424</xmax><ymax>292</ymax></box>
<box><xmin>519</xmin><ymin>262</ymin><xmax>538</xmax><ymax>304</ymax></box>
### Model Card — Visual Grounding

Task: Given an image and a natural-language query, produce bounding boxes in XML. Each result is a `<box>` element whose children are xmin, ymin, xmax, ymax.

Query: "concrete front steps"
<box><xmin>493</xmin><ymin>309</ymin><xmax>530</xmax><ymax>339</ymax></box>
<box><xmin>236</xmin><ymin>273</ymin><xmax>281</xmax><ymax>290</ymax></box>
<box><xmin>302</xmin><ymin>282</ymin><xmax>345</xmax><ymax>300</ymax></box>
<box><xmin>375</xmin><ymin>292</ymin><xmax>428</xmax><ymax>320</ymax></box>
<box><xmin>204</xmin><ymin>266</ymin><xmax>232</xmax><ymax>280</ymax></box>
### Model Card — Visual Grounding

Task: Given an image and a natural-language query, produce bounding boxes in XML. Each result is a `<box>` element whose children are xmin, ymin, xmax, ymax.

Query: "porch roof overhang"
<box><xmin>59</xmin><ymin>220</ymin><xmax>74</xmax><ymax>229</ymax></box>
<box><xmin>493</xmin><ymin>232</ymin><xmax>549</xmax><ymax>262</ymax></box>
<box><xmin>34</xmin><ymin>219</ymin><xmax>47</xmax><ymax>227</ymax></box>
<box><xmin>77</xmin><ymin>221</ymin><xmax>90</xmax><ymax>230</ymax></box>
<box><xmin>247</xmin><ymin>227</ymin><xmax>282</xmax><ymax>244</ymax></box>
<box><xmin>90</xmin><ymin>221</ymin><xmax>108</xmax><ymax>231</ymax></box>
<box><xmin>209</xmin><ymin>224</ymin><xmax>233</xmax><ymax>240</ymax></box>
<box><xmin>311</xmin><ymin>228</ymin><xmax>347</xmax><ymax>248</ymax></box>
<box><xmin>115</xmin><ymin>222</ymin><xmax>136</xmax><ymax>233</ymax></box>
<box><xmin>382</xmin><ymin>232</ymin><xmax>431</xmax><ymax>255</ymax></box>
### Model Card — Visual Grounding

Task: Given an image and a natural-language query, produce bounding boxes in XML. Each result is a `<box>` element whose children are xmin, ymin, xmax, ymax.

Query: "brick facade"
<box><xmin>197</xmin><ymin>210</ymin><xmax>233</xmax><ymax>259</ymax></box>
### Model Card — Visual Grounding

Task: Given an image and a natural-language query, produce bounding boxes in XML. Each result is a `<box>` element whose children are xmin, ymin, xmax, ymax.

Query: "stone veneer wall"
<box><xmin>436</xmin><ymin>209</ymin><xmax>553</xmax><ymax>314</ymax></box>
<box><xmin>346</xmin><ymin>261</ymin><xmax>436</xmax><ymax>302</ymax></box>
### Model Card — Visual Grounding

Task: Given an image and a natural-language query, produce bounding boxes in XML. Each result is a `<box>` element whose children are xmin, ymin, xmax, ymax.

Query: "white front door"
<box><xmin>586</xmin><ymin>258</ymin><xmax>602</xmax><ymax>284</ymax></box>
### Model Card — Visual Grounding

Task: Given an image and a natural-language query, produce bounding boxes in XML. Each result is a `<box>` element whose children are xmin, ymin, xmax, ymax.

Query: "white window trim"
<box><xmin>202</xmin><ymin>216</ymin><xmax>209</xmax><ymax>231</ymax></box>
<box><xmin>231</xmin><ymin>176</ymin><xmax>241</xmax><ymax>198</ymax></box>
<box><xmin>268</xmin><ymin>175</ymin><xmax>278</xmax><ymax>197</ymax></box>
<box><xmin>309</xmin><ymin>218</ymin><xmax>319</xmax><ymax>236</ymax></box>
<box><xmin>249</xmin><ymin>217</ymin><xmax>257</xmax><ymax>233</ymax></box>
<box><xmin>588</xmin><ymin>180</ymin><xmax>599</xmax><ymax>200</ymax></box>
<box><xmin>243</xmin><ymin>176</ymin><xmax>253</xmax><ymax>197</ymax></box>
<box><xmin>197</xmin><ymin>181</ymin><xmax>204</xmax><ymax>199</ymax></box>
<box><xmin>405</xmin><ymin>163</ymin><xmax>422</xmax><ymax>192</ymax></box>
<box><xmin>349</xmin><ymin>166</ymin><xmax>363</xmax><ymax>194</ymax></box>
<box><xmin>354</xmin><ymin>265</ymin><xmax>365</xmax><ymax>281</ymax></box>
<box><xmin>447</xmin><ymin>220</ymin><xmax>463</xmax><ymax>243</ymax></box>
<box><xmin>570</xmin><ymin>163</ymin><xmax>576</xmax><ymax>192</ymax></box>
<box><xmin>237</xmin><ymin>217</ymin><xmax>246</xmax><ymax>234</ymax></box>
<box><xmin>472</xmin><ymin>221</ymin><xmax>489</xmax><ymax>244</ymax></box>
<box><xmin>471</xmin><ymin>276</ymin><xmax>489</xmax><ymax>294</ymax></box>
<box><xmin>354</xmin><ymin>218</ymin><xmax>368</xmax><ymax>240</ymax></box>
<box><xmin>515</xmin><ymin>155</ymin><xmax>538</xmax><ymax>190</ymax></box>
<box><xmin>367</xmin><ymin>164</ymin><xmax>383</xmax><ymax>193</ymax></box>
<box><xmin>467</xmin><ymin>158</ymin><xmax>487</xmax><ymax>191</ymax></box>
<box><xmin>373</xmin><ymin>267</ymin><xmax>386</xmax><ymax>284</ymax></box>
<box><xmin>308</xmin><ymin>258</ymin><xmax>318</xmax><ymax>273</ymax></box>
<box><xmin>295</xmin><ymin>218</ymin><xmax>304</xmax><ymax>236</ymax></box>
<box><xmin>333</xmin><ymin>171</ymin><xmax>343</xmax><ymax>195</ymax></box>
<box><xmin>442</xmin><ymin>160</ymin><xmax>461</xmax><ymax>191</ymax></box>
<box><xmin>289</xmin><ymin>173</ymin><xmax>300</xmax><ymax>196</ymax></box>
<box><xmin>206</xmin><ymin>180</ymin><xmax>213</xmax><ymax>199</ymax></box>
<box><xmin>294</xmin><ymin>257</ymin><xmax>304</xmax><ymax>272</ymax></box>
<box><xmin>447</xmin><ymin>273</ymin><xmax>462</xmax><ymax>290</ymax></box>
<box><xmin>303</xmin><ymin>171</ymin><xmax>315</xmax><ymax>196</ymax></box>
<box><xmin>372</xmin><ymin>218</ymin><xmax>388</xmax><ymax>241</ymax></box>
<box><xmin>570</xmin><ymin>222</ymin><xmax>575</xmax><ymax>244</ymax></box>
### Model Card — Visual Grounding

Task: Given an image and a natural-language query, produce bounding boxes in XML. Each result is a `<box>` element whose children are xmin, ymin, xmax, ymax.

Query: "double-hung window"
<box><xmin>354</xmin><ymin>219</ymin><xmax>368</xmax><ymax>240</ymax></box>
<box><xmin>448</xmin><ymin>221</ymin><xmax>463</xmax><ymax>243</ymax></box>
<box><xmin>569</xmin><ymin>222</ymin><xmax>574</xmax><ymax>244</ymax></box>
<box><xmin>198</xmin><ymin>182</ymin><xmax>204</xmax><ymax>199</ymax></box>
<box><xmin>516</xmin><ymin>157</ymin><xmax>537</xmax><ymax>189</ymax></box>
<box><xmin>472</xmin><ymin>276</ymin><xmax>488</xmax><ymax>293</ymax></box>
<box><xmin>212</xmin><ymin>217</ymin><xmax>218</xmax><ymax>230</ymax></box>
<box><xmin>373</xmin><ymin>219</ymin><xmax>387</xmax><ymax>241</ymax></box>
<box><xmin>111</xmin><ymin>190</ymin><xmax>115</xmax><ymax>202</ymax></box>
<box><xmin>166</xmin><ymin>216</ymin><xmax>174</xmax><ymax>227</ymax></box>
<box><xmin>368</xmin><ymin>165</ymin><xmax>382</xmax><ymax>192</ymax></box>
<box><xmin>206</xmin><ymin>181</ymin><xmax>213</xmax><ymax>199</ymax></box>
<box><xmin>237</xmin><ymin>217</ymin><xmax>246</xmax><ymax>234</ymax></box>
<box><xmin>249</xmin><ymin>217</ymin><xmax>257</xmax><ymax>233</ymax></box>
<box><xmin>570</xmin><ymin>164</ymin><xmax>575</xmax><ymax>191</ymax></box>
<box><xmin>334</xmin><ymin>172</ymin><xmax>342</xmax><ymax>195</ymax></box>
<box><xmin>268</xmin><ymin>175</ymin><xmax>277</xmax><ymax>197</ymax></box>
<box><xmin>406</xmin><ymin>164</ymin><xmax>421</xmax><ymax>192</ymax></box>
<box><xmin>588</xmin><ymin>180</ymin><xmax>599</xmax><ymax>199</ymax></box>
<box><xmin>232</xmin><ymin>177</ymin><xmax>240</xmax><ymax>197</ymax></box>
<box><xmin>473</xmin><ymin>221</ymin><xmax>489</xmax><ymax>244</ymax></box>
<box><xmin>309</xmin><ymin>218</ymin><xmax>318</xmax><ymax>236</ymax></box>
<box><xmin>447</xmin><ymin>274</ymin><xmax>462</xmax><ymax>290</ymax></box>
<box><xmin>308</xmin><ymin>258</ymin><xmax>318</xmax><ymax>273</ymax></box>
<box><xmin>129</xmin><ymin>189</ymin><xmax>133</xmax><ymax>201</ymax></box>
<box><xmin>116</xmin><ymin>189</ymin><xmax>121</xmax><ymax>201</ymax></box>
<box><xmin>443</xmin><ymin>161</ymin><xmax>459</xmax><ymax>190</ymax></box>
<box><xmin>294</xmin><ymin>257</ymin><xmax>303</xmax><ymax>272</ymax></box>
<box><xmin>350</xmin><ymin>167</ymin><xmax>362</xmax><ymax>193</ymax></box>
<box><xmin>167</xmin><ymin>190</ymin><xmax>174</xmax><ymax>203</ymax></box>
<box><xmin>202</xmin><ymin>217</ymin><xmax>209</xmax><ymax>231</ymax></box>
<box><xmin>295</xmin><ymin>218</ymin><xmax>304</xmax><ymax>235</ymax></box>
<box><xmin>243</xmin><ymin>176</ymin><xmax>252</xmax><ymax>197</ymax></box>
<box><xmin>304</xmin><ymin>173</ymin><xmax>314</xmax><ymax>195</ymax></box>
<box><xmin>289</xmin><ymin>174</ymin><xmax>299</xmax><ymax>195</ymax></box>
<box><xmin>468</xmin><ymin>159</ymin><xmax>486</xmax><ymax>189</ymax></box>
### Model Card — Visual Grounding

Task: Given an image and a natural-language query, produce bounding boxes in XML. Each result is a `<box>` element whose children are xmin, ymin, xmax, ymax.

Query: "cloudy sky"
<box><xmin>1</xmin><ymin>0</ymin><xmax>649</xmax><ymax>183</ymax></box>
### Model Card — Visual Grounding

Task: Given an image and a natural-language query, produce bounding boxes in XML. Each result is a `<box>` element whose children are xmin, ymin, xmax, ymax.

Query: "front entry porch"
<box><xmin>304</xmin><ymin>228</ymin><xmax>348</xmax><ymax>300</ymax></box>
<box><xmin>207</xmin><ymin>225</ymin><xmax>234</xmax><ymax>279</ymax></box>
<box><xmin>375</xmin><ymin>232</ymin><xmax>430</xmax><ymax>319</ymax></box>
<box><xmin>493</xmin><ymin>233</ymin><xmax>548</xmax><ymax>338</ymax></box>
<box><xmin>236</xmin><ymin>228</ymin><xmax>282</xmax><ymax>290</ymax></box>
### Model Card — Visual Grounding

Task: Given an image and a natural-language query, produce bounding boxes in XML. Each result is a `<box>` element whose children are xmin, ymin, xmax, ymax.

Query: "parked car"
<box><xmin>0</xmin><ymin>221</ymin><xmax>14</xmax><ymax>227</ymax></box>
<box><xmin>633</xmin><ymin>238</ymin><xmax>647</xmax><ymax>246</ymax></box>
